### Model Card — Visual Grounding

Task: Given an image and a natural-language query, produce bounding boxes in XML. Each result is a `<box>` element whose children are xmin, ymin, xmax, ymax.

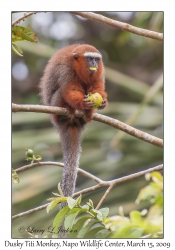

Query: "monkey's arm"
<box><xmin>62</xmin><ymin>83</ymin><xmax>94</xmax><ymax>111</ymax></box>
<box><xmin>89</xmin><ymin>82</ymin><xmax>108</xmax><ymax>109</ymax></box>
<box><xmin>87</xmin><ymin>80</ymin><xmax>107</xmax><ymax>98</ymax></box>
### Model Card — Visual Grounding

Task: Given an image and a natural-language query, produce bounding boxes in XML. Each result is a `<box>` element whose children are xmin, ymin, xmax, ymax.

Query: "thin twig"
<box><xmin>15</xmin><ymin>161</ymin><xmax>103</xmax><ymax>184</ymax></box>
<box><xmin>110</xmin><ymin>164</ymin><xmax>163</xmax><ymax>186</ymax></box>
<box><xmin>95</xmin><ymin>185</ymin><xmax>114</xmax><ymax>210</ymax></box>
<box><xmin>75</xmin><ymin>164</ymin><xmax>163</xmax><ymax>197</ymax></box>
<box><xmin>70</xmin><ymin>12</ymin><xmax>163</xmax><ymax>41</ymax></box>
<box><xmin>12</xmin><ymin>204</ymin><xmax>48</xmax><ymax>220</ymax></box>
<box><xmin>12</xmin><ymin>12</ymin><xmax>37</xmax><ymax>26</ymax></box>
<box><xmin>12</xmin><ymin>164</ymin><xmax>163</xmax><ymax>220</ymax></box>
<box><xmin>12</xmin><ymin>103</ymin><xmax>163</xmax><ymax>148</ymax></box>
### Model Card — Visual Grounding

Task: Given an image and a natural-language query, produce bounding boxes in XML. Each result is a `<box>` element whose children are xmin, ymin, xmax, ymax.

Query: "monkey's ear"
<box><xmin>73</xmin><ymin>52</ymin><xmax>78</xmax><ymax>59</ymax></box>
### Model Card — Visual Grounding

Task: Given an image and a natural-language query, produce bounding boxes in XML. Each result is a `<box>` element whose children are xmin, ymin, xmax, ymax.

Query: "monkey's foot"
<box><xmin>58</xmin><ymin>115</ymin><xmax>69</xmax><ymax>121</ymax></box>
<box><xmin>83</xmin><ymin>109</ymin><xmax>94</xmax><ymax>122</ymax></box>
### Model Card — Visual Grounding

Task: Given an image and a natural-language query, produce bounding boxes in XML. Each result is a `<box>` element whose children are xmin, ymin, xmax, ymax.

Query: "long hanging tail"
<box><xmin>58</xmin><ymin>123</ymin><xmax>82</xmax><ymax>197</ymax></box>
<box><xmin>51</xmin><ymin>116</ymin><xmax>85</xmax><ymax>238</ymax></box>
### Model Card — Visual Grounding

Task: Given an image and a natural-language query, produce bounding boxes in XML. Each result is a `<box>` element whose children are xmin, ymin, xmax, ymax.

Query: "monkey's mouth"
<box><xmin>89</xmin><ymin>67</ymin><xmax>97</xmax><ymax>73</ymax></box>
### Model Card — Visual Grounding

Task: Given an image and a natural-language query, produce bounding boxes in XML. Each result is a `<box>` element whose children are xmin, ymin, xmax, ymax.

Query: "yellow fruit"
<box><xmin>86</xmin><ymin>92</ymin><xmax>103</xmax><ymax>108</ymax></box>
<box><xmin>89</xmin><ymin>67</ymin><xmax>97</xmax><ymax>71</ymax></box>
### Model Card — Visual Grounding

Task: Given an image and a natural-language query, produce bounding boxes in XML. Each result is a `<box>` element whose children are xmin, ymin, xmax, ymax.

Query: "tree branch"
<box><xmin>95</xmin><ymin>185</ymin><xmax>114</xmax><ymax>210</ymax></box>
<box><xmin>12</xmin><ymin>11</ymin><xmax>163</xmax><ymax>40</ymax></box>
<box><xmin>74</xmin><ymin>164</ymin><xmax>163</xmax><ymax>197</ymax></box>
<box><xmin>15</xmin><ymin>161</ymin><xmax>103</xmax><ymax>184</ymax></box>
<box><xmin>12</xmin><ymin>164</ymin><xmax>163</xmax><ymax>220</ymax></box>
<box><xmin>12</xmin><ymin>204</ymin><xmax>48</xmax><ymax>220</ymax></box>
<box><xmin>12</xmin><ymin>12</ymin><xmax>37</xmax><ymax>26</ymax></box>
<box><xmin>70</xmin><ymin>12</ymin><xmax>163</xmax><ymax>41</ymax></box>
<box><xmin>12</xmin><ymin>103</ymin><xmax>163</xmax><ymax>148</ymax></box>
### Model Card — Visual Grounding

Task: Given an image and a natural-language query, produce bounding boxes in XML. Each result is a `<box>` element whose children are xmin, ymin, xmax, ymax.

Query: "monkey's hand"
<box><xmin>83</xmin><ymin>95</ymin><xmax>95</xmax><ymax>110</ymax></box>
<box><xmin>98</xmin><ymin>99</ymin><xmax>107</xmax><ymax>109</ymax></box>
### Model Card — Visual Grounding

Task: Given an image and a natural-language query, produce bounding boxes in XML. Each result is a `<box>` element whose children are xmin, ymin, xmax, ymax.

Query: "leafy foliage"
<box><xmin>12</xmin><ymin>25</ymin><xmax>38</xmax><ymax>56</ymax></box>
<box><xmin>45</xmin><ymin>172</ymin><xmax>163</xmax><ymax>238</ymax></box>
<box><xmin>46</xmin><ymin>183</ymin><xmax>110</xmax><ymax>238</ymax></box>
<box><xmin>12</xmin><ymin>168</ymin><xmax>20</xmax><ymax>184</ymax></box>
<box><xmin>12</xmin><ymin>43</ymin><xmax>23</xmax><ymax>57</ymax></box>
<box><xmin>104</xmin><ymin>171</ymin><xmax>163</xmax><ymax>238</ymax></box>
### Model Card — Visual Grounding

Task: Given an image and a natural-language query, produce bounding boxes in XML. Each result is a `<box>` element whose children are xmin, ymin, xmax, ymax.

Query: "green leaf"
<box><xmin>46</xmin><ymin>203</ymin><xmax>52</xmax><ymax>214</ymax></box>
<box><xmin>150</xmin><ymin>181</ymin><xmax>163</xmax><ymax>191</ymax></box>
<box><xmin>129</xmin><ymin>228</ymin><xmax>144</xmax><ymax>238</ymax></box>
<box><xmin>50</xmin><ymin>199</ymin><xmax>61</xmax><ymax>210</ymax></box>
<box><xmin>104</xmin><ymin>215</ymin><xmax>130</xmax><ymax>229</ymax></box>
<box><xmin>86</xmin><ymin>199</ymin><xmax>94</xmax><ymax>208</ymax></box>
<box><xmin>67</xmin><ymin>197</ymin><xmax>77</xmax><ymax>209</ymax></box>
<box><xmin>12</xmin><ymin>43</ymin><xmax>23</xmax><ymax>57</ymax></box>
<box><xmin>75</xmin><ymin>195</ymin><xmax>82</xmax><ymax>206</ymax></box>
<box><xmin>130</xmin><ymin>210</ymin><xmax>142</xmax><ymax>225</ymax></box>
<box><xmin>12</xmin><ymin>26</ymin><xmax>38</xmax><ymax>43</ymax></box>
<box><xmin>64</xmin><ymin>208</ymin><xmax>80</xmax><ymax>230</ymax></box>
<box><xmin>110</xmin><ymin>220</ymin><xmax>144</xmax><ymax>238</ymax></box>
<box><xmin>136</xmin><ymin>184</ymin><xmax>161</xmax><ymax>204</ymax></box>
<box><xmin>35</xmin><ymin>155</ymin><xmax>42</xmax><ymax>161</ymax></box>
<box><xmin>12</xmin><ymin>168</ymin><xmax>20</xmax><ymax>183</ymax></box>
<box><xmin>150</xmin><ymin>171</ymin><xmax>163</xmax><ymax>182</ymax></box>
<box><xmin>52</xmin><ymin>234</ymin><xmax>58</xmax><ymax>238</ymax></box>
<box><xmin>68</xmin><ymin>216</ymin><xmax>91</xmax><ymax>238</ymax></box>
<box><xmin>145</xmin><ymin>173</ymin><xmax>151</xmax><ymax>181</ymax></box>
<box><xmin>50</xmin><ymin>197</ymin><xmax>67</xmax><ymax>210</ymax></box>
<box><xmin>81</xmin><ymin>205</ymin><xmax>89</xmax><ymax>211</ymax></box>
<box><xmin>84</xmin><ymin>226</ymin><xmax>105</xmax><ymax>238</ymax></box>
<box><xmin>89</xmin><ymin>199</ymin><xmax>94</xmax><ymax>208</ymax></box>
<box><xmin>118</xmin><ymin>206</ymin><xmax>124</xmax><ymax>217</ymax></box>
<box><xmin>90</xmin><ymin>209</ymin><xmax>98</xmax><ymax>216</ymax></box>
<box><xmin>47</xmin><ymin>197</ymin><xmax>67</xmax><ymax>213</ymax></box>
<box><xmin>12</xmin><ymin>33</ymin><xmax>23</xmax><ymax>42</ymax></box>
<box><xmin>77</xmin><ymin>219</ymin><xmax>98</xmax><ymax>238</ymax></box>
<box><xmin>96</xmin><ymin>211</ymin><xmax>103</xmax><ymax>221</ymax></box>
<box><xmin>47</xmin><ymin>197</ymin><xmax>58</xmax><ymax>202</ymax></box>
<box><xmin>95</xmin><ymin>229</ymin><xmax>110</xmax><ymax>238</ymax></box>
<box><xmin>89</xmin><ymin>209</ymin><xmax>103</xmax><ymax>221</ymax></box>
<box><xmin>52</xmin><ymin>192</ymin><xmax>61</xmax><ymax>197</ymax></box>
<box><xmin>42</xmin><ymin>235</ymin><xmax>48</xmax><ymax>238</ymax></box>
<box><xmin>99</xmin><ymin>207</ymin><xmax>109</xmax><ymax>220</ymax></box>
<box><xmin>53</xmin><ymin>206</ymin><xmax>70</xmax><ymax>233</ymax></box>
<box><xmin>58</xmin><ymin>182</ymin><xmax>64</xmax><ymax>196</ymax></box>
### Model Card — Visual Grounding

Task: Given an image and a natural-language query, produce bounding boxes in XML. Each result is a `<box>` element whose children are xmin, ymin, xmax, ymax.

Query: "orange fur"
<box><xmin>39</xmin><ymin>44</ymin><xmax>108</xmax><ymax>199</ymax></box>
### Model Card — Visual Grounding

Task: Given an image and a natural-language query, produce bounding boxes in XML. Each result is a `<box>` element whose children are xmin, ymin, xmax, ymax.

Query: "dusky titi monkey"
<box><xmin>39</xmin><ymin>44</ymin><xmax>108</xmax><ymax>198</ymax></box>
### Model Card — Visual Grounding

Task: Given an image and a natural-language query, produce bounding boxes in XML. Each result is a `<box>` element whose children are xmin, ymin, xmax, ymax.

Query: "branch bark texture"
<box><xmin>70</xmin><ymin>12</ymin><xmax>163</xmax><ymax>41</ymax></box>
<box><xmin>12</xmin><ymin>103</ymin><xmax>163</xmax><ymax>148</ymax></box>
<box><xmin>12</xmin><ymin>12</ymin><xmax>37</xmax><ymax>26</ymax></box>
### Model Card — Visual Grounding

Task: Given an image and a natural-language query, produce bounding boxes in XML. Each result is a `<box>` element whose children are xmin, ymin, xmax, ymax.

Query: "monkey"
<box><xmin>39</xmin><ymin>44</ymin><xmax>108</xmax><ymax>199</ymax></box>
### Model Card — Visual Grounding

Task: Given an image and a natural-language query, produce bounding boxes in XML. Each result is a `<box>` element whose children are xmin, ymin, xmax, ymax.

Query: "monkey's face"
<box><xmin>73</xmin><ymin>48</ymin><xmax>103</xmax><ymax>81</ymax></box>
<box><xmin>84</xmin><ymin>52</ymin><xmax>102</xmax><ymax>74</ymax></box>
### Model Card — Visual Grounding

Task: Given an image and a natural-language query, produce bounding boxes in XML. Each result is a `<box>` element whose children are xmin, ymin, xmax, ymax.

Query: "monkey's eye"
<box><xmin>86</xmin><ymin>57</ymin><xmax>92</xmax><ymax>62</ymax></box>
<box><xmin>95</xmin><ymin>58</ymin><xmax>100</xmax><ymax>63</ymax></box>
